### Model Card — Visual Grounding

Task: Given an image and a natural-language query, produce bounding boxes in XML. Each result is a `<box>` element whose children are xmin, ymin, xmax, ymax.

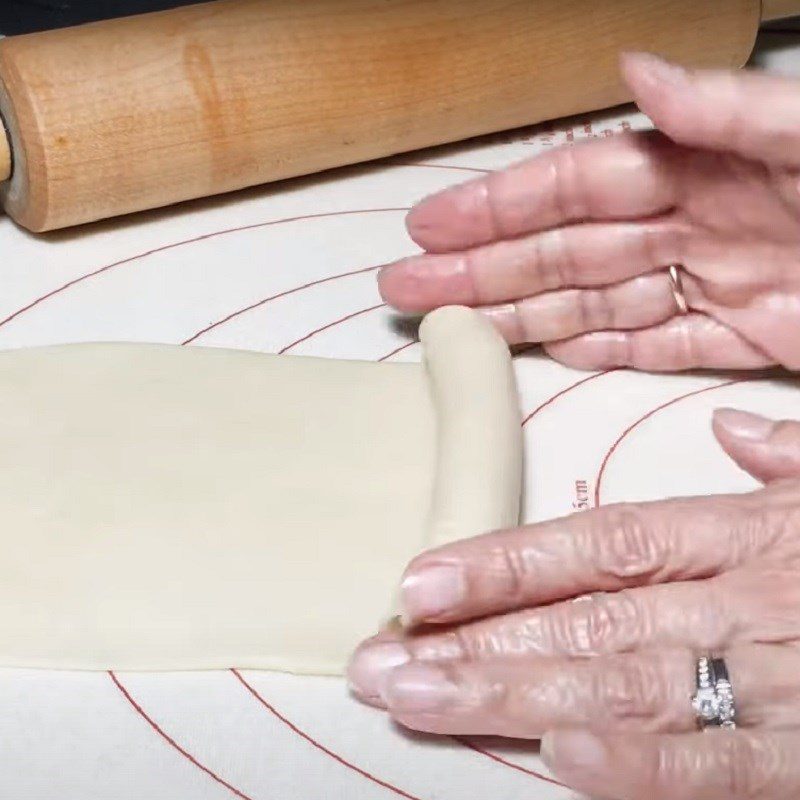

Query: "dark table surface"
<box><xmin>0</xmin><ymin>0</ymin><xmax>209</xmax><ymax>35</ymax></box>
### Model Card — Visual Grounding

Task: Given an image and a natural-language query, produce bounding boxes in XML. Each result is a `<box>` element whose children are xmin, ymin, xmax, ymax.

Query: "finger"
<box><xmin>350</xmin><ymin>628</ymin><xmax>800</xmax><ymax>731</ymax></box>
<box><xmin>380</xmin><ymin>649</ymin><xmax>694</xmax><ymax>737</ymax></box>
<box><xmin>404</xmin><ymin>131</ymin><xmax>679</xmax><ymax>253</ymax></box>
<box><xmin>714</xmin><ymin>409</ymin><xmax>800</xmax><ymax>483</ymax></box>
<box><xmin>376</xmin><ymin>645</ymin><xmax>800</xmax><ymax>736</ymax></box>
<box><xmin>394</xmin><ymin>571</ymin><xmax>800</xmax><ymax>662</ymax></box>
<box><xmin>378</xmin><ymin>219</ymin><xmax>683</xmax><ymax>313</ymax></box>
<box><xmin>482</xmin><ymin>273</ymin><xmax>679</xmax><ymax>345</ymax></box>
<box><xmin>622</xmin><ymin>51</ymin><xmax>800</xmax><ymax>166</ymax></box>
<box><xmin>542</xmin><ymin>728</ymin><xmax>800</xmax><ymax>800</ymax></box>
<box><xmin>398</xmin><ymin>493</ymin><xmax>773</xmax><ymax>627</ymax></box>
<box><xmin>544</xmin><ymin>313</ymin><xmax>775</xmax><ymax>372</ymax></box>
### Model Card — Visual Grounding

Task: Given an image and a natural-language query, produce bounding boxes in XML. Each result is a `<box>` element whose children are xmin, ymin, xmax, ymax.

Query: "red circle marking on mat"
<box><xmin>104</xmin><ymin>305</ymin><xmax>417</xmax><ymax>800</ymax></box>
<box><xmin>522</xmin><ymin>370</ymin><xmax>615</xmax><ymax>427</ymax></box>
<box><xmin>109</xmin><ymin>671</ymin><xmax>257</xmax><ymax>800</ymax></box>
<box><xmin>0</xmin><ymin>208</ymin><xmax>409</xmax><ymax>334</ymax></box>
<box><xmin>26</xmin><ymin>221</ymin><xmax>603</xmax><ymax>798</ymax></box>
<box><xmin>378</xmin><ymin>340</ymin><xmax>419</xmax><ymax>362</ymax></box>
<box><xmin>113</xmin><ymin>327</ymin><xmax>605</xmax><ymax>799</ymax></box>
<box><xmin>232</xmin><ymin>670</ymin><xmax>425</xmax><ymax>800</ymax></box>
<box><xmin>278</xmin><ymin>303</ymin><xmax>386</xmax><ymax>354</ymax></box>
<box><xmin>593</xmin><ymin>379</ymin><xmax>748</xmax><ymax>508</ymax></box>
<box><xmin>183</xmin><ymin>265</ymin><xmax>381</xmax><ymax>345</ymax></box>
<box><xmin>454</xmin><ymin>738</ymin><xmax>564</xmax><ymax>788</ymax></box>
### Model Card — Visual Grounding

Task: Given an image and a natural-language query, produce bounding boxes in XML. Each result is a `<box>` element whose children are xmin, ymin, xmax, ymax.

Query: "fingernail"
<box><xmin>407</xmin><ymin>180</ymin><xmax>493</xmax><ymax>251</ymax></box>
<box><xmin>377</xmin><ymin>261</ymin><xmax>398</xmax><ymax>285</ymax></box>
<box><xmin>377</xmin><ymin>255</ymin><xmax>472</xmax><ymax>313</ymax></box>
<box><xmin>382</xmin><ymin>662</ymin><xmax>458</xmax><ymax>713</ymax></box>
<box><xmin>714</xmin><ymin>408</ymin><xmax>774</xmax><ymax>443</ymax></box>
<box><xmin>540</xmin><ymin>730</ymin><xmax>610</xmax><ymax>779</ymax></box>
<box><xmin>376</xmin><ymin>264</ymin><xmax>395</xmax><ymax>302</ymax></box>
<box><xmin>400</xmin><ymin>562</ymin><xmax>466</xmax><ymax>624</ymax></box>
<box><xmin>347</xmin><ymin>640</ymin><xmax>410</xmax><ymax>703</ymax></box>
<box><xmin>406</xmin><ymin>194</ymin><xmax>445</xmax><ymax>245</ymax></box>
<box><xmin>479</xmin><ymin>304</ymin><xmax>522</xmax><ymax>344</ymax></box>
<box><xmin>623</xmin><ymin>52</ymin><xmax>688</xmax><ymax>87</ymax></box>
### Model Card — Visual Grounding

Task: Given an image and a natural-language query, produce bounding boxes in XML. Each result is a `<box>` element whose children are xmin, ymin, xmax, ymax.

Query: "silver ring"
<box><xmin>667</xmin><ymin>265</ymin><xmax>689</xmax><ymax>315</ymax></box>
<box><xmin>691</xmin><ymin>655</ymin><xmax>737</xmax><ymax>730</ymax></box>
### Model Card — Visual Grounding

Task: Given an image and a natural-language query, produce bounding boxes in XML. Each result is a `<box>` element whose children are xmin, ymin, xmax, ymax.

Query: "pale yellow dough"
<box><xmin>0</xmin><ymin>306</ymin><xmax>521</xmax><ymax>673</ymax></box>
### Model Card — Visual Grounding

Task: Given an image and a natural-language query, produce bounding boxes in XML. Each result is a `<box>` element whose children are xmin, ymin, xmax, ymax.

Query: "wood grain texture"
<box><xmin>762</xmin><ymin>0</ymin><xmax>800</xmax><ymax>20</ymax></box>
<box><xmin>0</xmin><ymin>0</ymin><xmax>760</xmax><ymax>232</ymax></box>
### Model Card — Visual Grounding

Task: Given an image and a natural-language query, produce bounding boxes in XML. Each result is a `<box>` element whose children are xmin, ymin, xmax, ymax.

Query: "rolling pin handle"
<box><xmin>0</xmin><ymin>119</ymin><xmax>10</xmax><ymax>183</ymax></box>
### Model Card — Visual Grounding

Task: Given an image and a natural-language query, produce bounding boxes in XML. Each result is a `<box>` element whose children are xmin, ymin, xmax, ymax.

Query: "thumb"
<box><xmin>620</xmin><ymin>52</ymin><xmax>800</xmax><ymax>166</ymax></box>
<box><xmin>712</xmin><ymin>408</ymin><xmax>800</xmax><ymax>483</ymax></box>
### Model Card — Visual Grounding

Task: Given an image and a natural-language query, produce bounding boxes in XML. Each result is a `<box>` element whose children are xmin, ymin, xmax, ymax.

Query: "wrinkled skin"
<box><xmin>349</xmin><ymin>410</ymin><xmax>800</xmax><ymax>799</ymax></box>
<box><xmin>378</xmin><ymin>53</ymin><xmax>800</xmax><ymax>372</ymax></box>
<box><xmin>348</xmin><ymin>54</ymin><xmax>800</xmax><ymax>799</ymax></box>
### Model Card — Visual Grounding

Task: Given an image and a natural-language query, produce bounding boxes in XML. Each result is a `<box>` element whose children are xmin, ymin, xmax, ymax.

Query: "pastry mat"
<box><xmin>0</xmin><ymin>30</ymin><xmax>797</xmax><ymax>800</ymax></box>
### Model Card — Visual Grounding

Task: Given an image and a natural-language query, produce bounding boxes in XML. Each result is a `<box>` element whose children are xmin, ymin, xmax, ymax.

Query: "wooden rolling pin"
<box><xmin>0</xmin><ymin>0</ymin><xmax>788</xmax><ymax>232</ymax></box>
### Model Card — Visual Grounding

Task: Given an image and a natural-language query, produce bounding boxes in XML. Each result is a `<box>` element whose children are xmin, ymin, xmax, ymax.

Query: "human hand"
<box><xmin>348</xmin><ymin>408</ymin><xmax>800</xmax><ymax>799</ymax></box>
<box><xmin>379</xmin><ymin>53</ymin><xmax>800</xmax><ymax>371</ymax></box>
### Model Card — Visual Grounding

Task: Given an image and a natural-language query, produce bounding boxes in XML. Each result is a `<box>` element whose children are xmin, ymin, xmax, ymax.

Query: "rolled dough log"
<box><xmin>0</xmin><ymin>306</ymin><xmax>521</xmax><ymax>673</ymax></box>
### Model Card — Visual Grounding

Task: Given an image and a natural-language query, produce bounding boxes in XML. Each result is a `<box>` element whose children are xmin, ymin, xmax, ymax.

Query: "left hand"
<box><xmin>378</xmin><ymin>53</ymin><xmax>800</xmax><ymax>372</ymax></box>
<box><xmin>348</xmin><ymin>408</ymin><xmax>800</xmax><ymax>799</ymax></box>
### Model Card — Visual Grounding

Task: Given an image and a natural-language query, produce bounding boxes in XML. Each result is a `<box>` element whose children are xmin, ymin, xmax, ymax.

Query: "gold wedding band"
<box><xmin>668</xmin><ymin>265</ymin><xmax>689</xmax><ymax>315</ymax></box>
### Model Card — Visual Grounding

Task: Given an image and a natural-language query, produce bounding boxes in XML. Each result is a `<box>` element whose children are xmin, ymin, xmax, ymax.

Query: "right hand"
<box><xmin>379</xmin><ymin>53</ymin><xmax>800</xmax><ymax>372</ymax></box>
<box><xmin>348</xmin><ymin>409</ymin><xmax>800</xmax><ymax>799</ymax></box>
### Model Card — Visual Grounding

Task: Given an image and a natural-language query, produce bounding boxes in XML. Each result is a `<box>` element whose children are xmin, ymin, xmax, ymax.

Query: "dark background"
<box><xmin>3</xmin><ymin>2</ymin><xmax>799</xmax><ymax>37</ymax></box>
<box><xmin>0</xmin><ymin>1</ymin><xmax>208</xmax><ymax>34</ymax></box>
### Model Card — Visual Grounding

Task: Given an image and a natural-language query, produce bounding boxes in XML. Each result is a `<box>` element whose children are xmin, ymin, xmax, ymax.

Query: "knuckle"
<box><xmin>494</xmin><ymin>541</ymin><xmax>529</xmax><ymax>605</ymax></box>
<box><xmin>577</xmin><ymin>288</ymin><xmax>615</xmax><ymax>331</ymax></box>
<box><xmin>673</xmin><ymin>316</ymin><xmax>700</xmax><ymax>369</ymax></box>
<box><xmin>410</xmin><ymin>628</ymin><xmax>469</xmax><ymax>662</ymax></box>
<box><xmin>764</xmin><ymin>484</ymin><xmax>800</xmax><ymax>528</ymax></box>
<box><xmin>462</xmin><ymin>250</ymin><xmax>485</xmax><ymax>302</ymax></box>
<box><xmin>719</xmin><ymin>502</ymin><xmax>770</xmax><ymax>564</ymax></box>
<box><xmin>733</xmin><ymin>496</ymin><xmax>799</xmax><ymax>560</ymax></box>
<box><xmin>652</xmin><ymin>741</ymin><xmax>694</xmax><ymax>794</ymax></box>
<box><xmin>725</xmin><ymin>735</ymin><xmax>782</xmax><ymax>799</ymax></box>
<box><xmin>507</xmin><ymin>300</ymin><xmax>530</xmax><ymax>343</ymax></box>
<box><xmin>529</xmin><ymin>227</ymin><xmax>573</xmax><ymax>290</ymax></box>
<box><xmin>483</xmin><ymin>171</ymin><xmax>507</xmax><ymax>239</ymax></box>
<box><xmin>451</xmin><ymin>624</ymin><xmax>486</xmax><ymax>660</ymax></box>
<box><xmin>591</xmin><ymin>655</ymin><xmax>668</xmax><ymax>729</ymax></box>
<box><xmin>551</xmin><ymin>145</ymin><xmax>588</xmax><ymax>222</ymax></box>
<box><xmin>554</xmin><ymin>590</ymin><xmax>646</xmax><ymax>655</ymax></box>
<box><xmin>590</xmin><ymin>503</ymin><xmax>667</xmax><ymax>581</ymax></box>
<box><xmin>627</xmin><ymin>328</ymin><xmax>654</xmax><ymax>370</ymax></box>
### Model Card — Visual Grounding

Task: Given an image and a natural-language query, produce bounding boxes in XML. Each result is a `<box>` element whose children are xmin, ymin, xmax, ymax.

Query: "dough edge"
<box><xmin>0</xmin><ymin>306</ymin><xmax>522</xmax><ymax>674</ymax></box>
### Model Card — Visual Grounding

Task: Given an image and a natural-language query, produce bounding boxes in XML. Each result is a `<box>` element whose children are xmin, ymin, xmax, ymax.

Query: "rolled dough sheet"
<box><xmin>0</xmin><ymin>306</ymin><xmax>521</xmax><ymax>673</ymax></box>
